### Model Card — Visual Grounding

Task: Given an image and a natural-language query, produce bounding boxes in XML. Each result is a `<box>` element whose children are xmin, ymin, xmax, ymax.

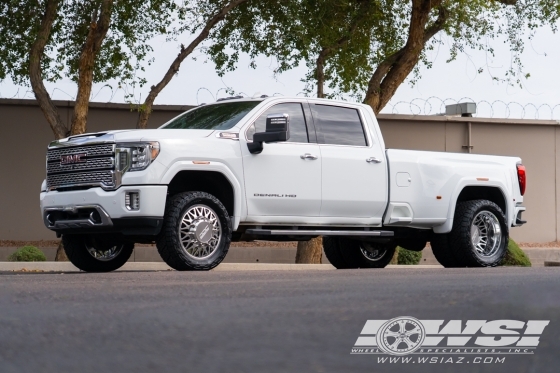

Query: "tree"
<box><xmin>0</xmin><ymin>0</ymin><xmax>177</xmax><ymax>259</ymax></box>
<box><xmin>1</xmin><ymin>0</ymin><xmax>178</xmax><ymax>137</ymax></box>
<box><xmin>135</xmin><ymin>0</ymin><xmax>252</xmax><ymax>129</ymax></box>
<box><xmin>207</xmin><ymin>0</ymin><xmax>560</xmax><ymax>110</ymax></box>
<box><xmin>205</xmin><ymin>0</ymin><xmax>559</xmax><ymax>263</ymax></box>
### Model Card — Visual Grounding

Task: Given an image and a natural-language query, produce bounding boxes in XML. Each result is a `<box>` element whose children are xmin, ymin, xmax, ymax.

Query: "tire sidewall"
<box><xmin>430</xmin><ymin>234</ymin><xmax>461</xmax><ymax>268</ymax></box>
<box><xmin>164</xmin><ymin>192</ymin><xmax>231</xmax><ymax>270</ymax></box>
<box><xmin>454</xmin><ymin>200</ymin><xmax>508</xmax><ymax>267</ymax></box>
<box><xmin>63</xmin><ymin>234</ymin><xmax>134</xmax><ymax>272</ymax></box>
<box><xmin>340</xmin><ymin>238</ymin><xmax>396</xmax><ymax>268</ymax></box>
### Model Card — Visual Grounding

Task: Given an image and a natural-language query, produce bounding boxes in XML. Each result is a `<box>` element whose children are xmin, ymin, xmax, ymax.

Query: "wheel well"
<box><xmin>167</xmin><ymin>171</ymin><xmax>234</xmax><ymax>216</ymax></box>
<box><xmin>456</xmin><ymin>186</ymin><xmax>506</xmax><ymax>214</ymax></box>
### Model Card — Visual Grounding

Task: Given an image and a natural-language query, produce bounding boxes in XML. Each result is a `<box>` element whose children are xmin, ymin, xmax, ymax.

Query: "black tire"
<box><xmin>430</xmin><ymin>234</ymin><xmax>462</xmax><ymax>268</ymax></box>
<box><xmin>323</xmin><ymin>237</ymin><xmax>351</xmax><ymax>269</ymax></box>
<box><xmin>156</xmin><ymin>191</ymin><xmax>232</xmax><ymax>271</ymax></box>
<box><xmin>324</xmin><ymin>237</ymin><xmax>396</xmax><ymax>269</ymax></box>
<box><xmin>62</xmin><ymin>234</ymin><xmax>134</xmax><ymax>272</ymax></box>
<box><xmin>450</xmin><ymin>199</ymin><xmax>508</xmax><ymax>267</ymax></box>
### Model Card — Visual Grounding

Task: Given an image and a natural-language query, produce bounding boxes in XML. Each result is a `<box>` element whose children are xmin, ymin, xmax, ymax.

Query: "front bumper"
<box><xmin>40</xmin><ymin>185</ymin><xmax>167</xmax><ymax>235</ymax></box>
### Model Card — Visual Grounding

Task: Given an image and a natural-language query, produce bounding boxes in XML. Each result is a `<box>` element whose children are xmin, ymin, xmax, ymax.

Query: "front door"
<box><xmin>242</xmin><ymin>102</ymin><xmax>321</xmax><ymax>219</ymax></box>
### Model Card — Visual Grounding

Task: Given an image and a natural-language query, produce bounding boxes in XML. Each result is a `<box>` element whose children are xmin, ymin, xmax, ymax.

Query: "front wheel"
<box><xmin>323</xmin><ymin>237</ymin><xmax>396</xmax><ymax>269</ymax></box>
<box><xmin>156</xmin><ymin>191</ymin><xmax>232</xmax><ymax>271</ymax></box>
<box><xmin>62</xmin><ymin>235</ymin><xmax>134</xmax><ymax>272</ymax></box>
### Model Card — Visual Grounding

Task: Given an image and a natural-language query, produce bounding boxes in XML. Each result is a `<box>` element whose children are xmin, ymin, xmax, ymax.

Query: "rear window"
<box><xmin>160</xmin><ymin>101</ymin><xmax>260</xmax><ymax>130</ymax></box>
<box><xmin>313</xmin><ymin>104</ymin><xmax>367</xmax><ymax>146</ymax></box>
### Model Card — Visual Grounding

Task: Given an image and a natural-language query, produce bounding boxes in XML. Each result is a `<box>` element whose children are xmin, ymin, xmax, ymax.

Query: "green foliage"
<box><xmin>206</xmin><ymin>0</ymin><xmax>560</xmax><ymax>100</ymax></box>
<box><xmin>8</xmin><ymin>246</ymin><xmax>47</xmax><ymax>262</ymax></box>
<box><xmin>0</xmin><ymin>0</ymin><xmax>180</xmax><ymax>88</ymax></box>
<box><xmin>396</xmin><ymin>246</ymin><xmax>422</xmax><ymax>265</ymax></box>
<box><xmin>501</xmin><ymin>238</ymin><xmax>531</xmax><ymax>267</ymax></box>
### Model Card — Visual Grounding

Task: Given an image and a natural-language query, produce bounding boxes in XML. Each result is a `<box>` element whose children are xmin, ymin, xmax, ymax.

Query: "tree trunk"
<box><xmin>295</xmin><ymin>237</ymin><xmax>323</xmax><ymax>264</ymax></box>
<box><xmin>28</xmin><ymin>0</ymin><xmax>68</xmax><ymax>261</ymax></box>
<box><xmin>390</xmin><ymin>247</ymin><xmax>399</xmax><ymax>264</ymax></box>
<box><xmin>29</xmin><ymin>0</ymin><xmax>67</xmax><ymax>139</ymax></box>
<box><xmin>29</xmin><ymin>1</ymin><xmax>113</xmax><ymax>260</ymax></box>
<box><xmin>70</xmin><ymin>0</ymin><xmax>113</xmax><ymax>135</ymax></box>
<box><xmin>54</xmin><ymin>241</ymin><xmax>68</xmax><ymax>261</ymax></box>
<box><xmin>314</xmin><ymin>15</ymin><xmax>364</xmax><ymax>100</ymax></box>
<box><xmin>363</xmin><ymin>1</ymin><xmax>448</xmax><ymax>114</ymax></box>
<box><xmin>315</xmin><ymin>48</ymin><xmax>329</xmax><ymax>98</ymax></box>
<box><xmin>137</xmin><ymin>0</ymin><xmax>250</xmax><ymax>129</ymax></box>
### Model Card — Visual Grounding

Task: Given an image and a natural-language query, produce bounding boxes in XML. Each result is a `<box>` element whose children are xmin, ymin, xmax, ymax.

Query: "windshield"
<box><xmin>160</xmin><ymin>101</ymin><xmax>261</xmax><ymax>130</ymax></box>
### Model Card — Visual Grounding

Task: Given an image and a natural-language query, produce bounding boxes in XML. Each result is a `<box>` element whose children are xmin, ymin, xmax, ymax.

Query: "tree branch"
<box><xmin>316</xmin><ymin>17</ymin><xmax>363</xmax><ymax>98</ymax></box>
<box><xmin>496</xmin><ymin>0</ymin><xmax>517</xmax><ymax>5</ymax></box>
<box><xmin>29</xmin><ymin>0</ymin><xmax>66</xmax><ymax>139</ymax></box>
<box><xmin>137</xmin><ymin>0</ymin><xmax>251</xmax><ymax>129</ymax></box>
<box><xmin>70</xmin><ymin>0</ymin><xmax>113</xmax><ymax>135</ymax></box>
<box><xmin>364</xmin><ymin>0</ymin><xmax>449</xmax><ymax>113</ymax></box>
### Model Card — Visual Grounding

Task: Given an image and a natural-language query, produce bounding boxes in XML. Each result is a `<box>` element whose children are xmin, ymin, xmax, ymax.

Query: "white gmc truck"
<box><xmin>40</xmin><ymin>97</ymin><xmax>527</xmax><ymax>272</ymax></box>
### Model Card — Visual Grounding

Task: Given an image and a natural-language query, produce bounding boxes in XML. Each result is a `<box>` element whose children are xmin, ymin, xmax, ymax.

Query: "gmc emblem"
<box><xmin>60</xmin><ymin>153</ymin><xmax>87</xmax><ymax>165</ymax></box>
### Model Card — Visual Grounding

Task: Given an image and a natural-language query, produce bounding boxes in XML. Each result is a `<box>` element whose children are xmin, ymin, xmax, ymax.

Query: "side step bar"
<box><xmin>245</xmin><ymin>229</ymin><xmax>394</xmax><ymax>237</ymax></box>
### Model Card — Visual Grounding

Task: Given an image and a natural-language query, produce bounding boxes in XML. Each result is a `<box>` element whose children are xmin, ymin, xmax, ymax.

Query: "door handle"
<box><xmin>366</xmin><ymin>157</ymin><xmax>382</xmax><ymax>163</ymax></box>
<box><xmin>300</xmin><ymin>153</ymin><xmax>318</xmax><ymax>160</ymax></box>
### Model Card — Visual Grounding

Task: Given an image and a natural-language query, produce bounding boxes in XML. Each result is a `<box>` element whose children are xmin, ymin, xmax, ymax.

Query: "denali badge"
<box><xmin>60</xmin><ymin>153</ymin><xmax>87</xmax><ymax>165</ymax></box>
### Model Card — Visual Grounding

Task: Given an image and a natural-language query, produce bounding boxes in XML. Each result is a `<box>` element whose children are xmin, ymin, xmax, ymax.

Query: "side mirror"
<box><xmin>247</xmin><ymin>113</ymin><xmax>290</xmax><ymax>154</ymax></box>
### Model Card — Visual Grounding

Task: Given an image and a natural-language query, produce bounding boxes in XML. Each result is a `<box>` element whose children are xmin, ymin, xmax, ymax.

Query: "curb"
<box><xmin>0</xmin><ymin>262</ymin><xmax>442</xmax><ymax>272</ymax></box>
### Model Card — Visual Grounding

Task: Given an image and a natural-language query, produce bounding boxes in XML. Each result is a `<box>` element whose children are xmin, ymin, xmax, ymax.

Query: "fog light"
<box><xmin>125</xmin><ymin>192</ymin><xmax>140</xmax><ymax>211</ymax></box>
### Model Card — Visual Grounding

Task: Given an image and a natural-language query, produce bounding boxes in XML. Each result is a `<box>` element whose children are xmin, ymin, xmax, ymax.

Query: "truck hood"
<box><xmin>56</xmin><ymin>129</ymin><xmax>214</xmax><ymax>146</ymax></box>
<box><xmin>109</xmin><ymin>129</ymin><xmax>214</xmax><ymax>142</ymax></box>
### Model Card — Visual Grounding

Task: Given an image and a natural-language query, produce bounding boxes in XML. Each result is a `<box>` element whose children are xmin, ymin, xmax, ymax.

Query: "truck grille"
<box><xmin>46</xmin><ymin>144</ymin><xmax>116</xmax><ymax>191</ymax></box>
<box><xmin>47</xmin><ymin>144</ymin><xmax>114</xmax><ymax>161</ymax></box>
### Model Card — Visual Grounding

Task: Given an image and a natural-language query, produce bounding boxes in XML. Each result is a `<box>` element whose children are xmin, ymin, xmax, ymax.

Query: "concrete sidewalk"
<box><xmin>1</xmin><ymin>244</ymin><xmax>559</xmax><ymax>267</ymax></box>
<box><xmin>0</xmin><ymin>262</ymin><xmax>449</xmax><ymax>272</ymax></box>
<box><xmin>0</xmin><ymin>245</ymin><xmax>430</xmax><ymax>265</ymax></box>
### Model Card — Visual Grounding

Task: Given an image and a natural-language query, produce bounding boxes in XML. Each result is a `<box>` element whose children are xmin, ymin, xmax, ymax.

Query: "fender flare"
<box><xmin>433</xmin><ymin>178</ymin><xmax>511</xmax><ymax>234</ymax></box>
<box><xmin>160</xmin><ymin>161</ymin><xmax>245</xmax><ymax>230</ymax></box>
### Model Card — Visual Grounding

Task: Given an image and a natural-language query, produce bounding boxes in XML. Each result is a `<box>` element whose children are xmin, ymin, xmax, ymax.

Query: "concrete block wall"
<box><xmin>0</xmin><ymin>99</ymin><xmax>558</xmax><ymax>243</ymax></box>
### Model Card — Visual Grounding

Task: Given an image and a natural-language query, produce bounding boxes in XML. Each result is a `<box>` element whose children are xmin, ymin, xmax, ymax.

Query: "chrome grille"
<box><xmin>46</xmin><ymin>143</ymin><xmax>116</xmax><ymax>191</ymax></box>
<box><xmin>47</xmin><ymin>144</ymin><xmax>114</xmax><ymax>161</ymax></box>
<box><xmin>47</xmin><ymin>157</ymin><xmax>114</xmax><ymax>174</ymax></box>
<box><xmin>47</xmin><ymin>171</ymin><xmax>115</xmax><ymax>189</ymax></box>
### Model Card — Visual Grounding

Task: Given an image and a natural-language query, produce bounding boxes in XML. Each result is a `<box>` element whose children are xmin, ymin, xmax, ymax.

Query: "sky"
<box><xmin>1</xmin><ymin>21</ymin><xmax>559</xmax><ymax>120</ymax></box>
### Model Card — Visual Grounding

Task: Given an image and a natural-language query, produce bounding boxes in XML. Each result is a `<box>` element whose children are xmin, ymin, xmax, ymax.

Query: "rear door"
<box><xmin>311</xmin><ymin>103</ymin><xmax>388</xmax><ymax>224</ymax></box>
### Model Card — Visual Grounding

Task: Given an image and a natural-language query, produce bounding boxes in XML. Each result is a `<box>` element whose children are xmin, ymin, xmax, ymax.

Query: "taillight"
<box><xmin>517</xmin><ymin>164</ymin><xmax>526</xmax><ymax>196</ymax></box>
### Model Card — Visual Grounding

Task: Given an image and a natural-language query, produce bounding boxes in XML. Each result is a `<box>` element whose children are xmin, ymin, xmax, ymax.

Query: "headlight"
<box><xmin>116</xmin><ymin>142</ymin><xmax>160</xmax><ymax>172</ymax></box>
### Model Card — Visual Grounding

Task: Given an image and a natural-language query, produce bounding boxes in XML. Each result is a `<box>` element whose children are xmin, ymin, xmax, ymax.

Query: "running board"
<box><xmin>245</xmin><ymin>229</ymin><xmax>394</xmax><ymax>237</ymax></box>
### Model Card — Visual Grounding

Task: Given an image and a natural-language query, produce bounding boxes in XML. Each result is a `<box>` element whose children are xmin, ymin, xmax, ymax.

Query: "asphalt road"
<box><xmin>1</xmin><ymin>267</ymin><xmax>559</xmax><ymax>373</ymax></box>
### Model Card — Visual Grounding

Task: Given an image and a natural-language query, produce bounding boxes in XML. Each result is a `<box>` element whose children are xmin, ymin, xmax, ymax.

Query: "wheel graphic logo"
<box><xmin>376</xmin><ymin>317</ymin><xmax>425</xmax><ymax>356</ymax></box>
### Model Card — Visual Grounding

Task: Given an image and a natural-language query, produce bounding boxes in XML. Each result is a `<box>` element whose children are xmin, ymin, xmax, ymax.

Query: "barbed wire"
<box><xmin>3</xmin><ymin>85</ymin><xmax>560</xmax><ymax>121</ymax></box>
<box><xmin>384</xmin><ymin>96</ymin><xmax>560</xmax><ymax>120</ymax></box>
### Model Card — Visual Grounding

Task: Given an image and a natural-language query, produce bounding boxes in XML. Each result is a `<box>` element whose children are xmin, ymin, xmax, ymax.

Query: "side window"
<box><xmin>247</xmin><ymin>103</ymin><xmax>309</xmax><ymax>143</ymax></box>
<box><xmin>314</xmin><ymin>104</ymin><xmax>367</xmax><ymax>146</ymax></box>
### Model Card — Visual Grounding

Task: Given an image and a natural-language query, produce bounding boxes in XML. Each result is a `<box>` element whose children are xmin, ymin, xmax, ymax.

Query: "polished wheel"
<box><xmin>85</xmin><ymin>242</ymin><xmax>124</xmax><ymax>262</ymax></box>
<box><xmin>157</xmin><ymin>191</ymin><xmax>232</xmax><ymax>271</ymax></box>
<box><xmin>450</xmin><ymin>199</ymin><xmax>508</xmax><ymax>267</ymax></box>
<box><xmin>470</xmin><ymin>210</ymin><xmax>502</xmax><ymax>258</ymax></box>
<box><xmin>178</xmin><ymin>204</ymin><xmax>222</xmax><ymax>259</ymax></box>
<box><xmin>63</xmin><ymin>235</ymin><xmax>134</xmax><ymax>272</ymax></box>
<box><xmin>323</xmin><ymin>238</ymin><xmax>396</xmax><ymax>269</ymax></box>
<box><xmin>360</xmin><ymin>243</ymin><xmax>387</xmax><ymax>262</ymax></box>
